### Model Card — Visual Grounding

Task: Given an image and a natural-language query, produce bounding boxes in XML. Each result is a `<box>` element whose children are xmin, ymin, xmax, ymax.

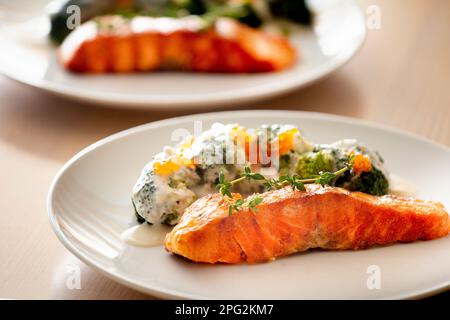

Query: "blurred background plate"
<box><xmin>0</xmin><ymin>0</ymin><xmax>365</xmax><ymax>109</ymax></box>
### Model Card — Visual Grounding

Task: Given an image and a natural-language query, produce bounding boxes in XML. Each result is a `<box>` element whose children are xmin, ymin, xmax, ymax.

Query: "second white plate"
<box><xmin>48</xmin><ymin>110</ymin><xmax>450</xmax><ymax>299</ymax></box>
<box><xmin>0</xmin><ymin>0</ymin><xmax>365</xmax><ymax>109</ymax></box>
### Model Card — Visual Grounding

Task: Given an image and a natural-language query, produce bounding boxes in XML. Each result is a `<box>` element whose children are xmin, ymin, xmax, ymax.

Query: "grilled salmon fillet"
<box><xmin>164</xmin><ymin>184</ymin><xmax>450</xmax><ymax>263</ymax></box>
<box><xmin>59</xmin><ymin>15</ymin><xmax>296</xmax><ymax>73</ymax></box>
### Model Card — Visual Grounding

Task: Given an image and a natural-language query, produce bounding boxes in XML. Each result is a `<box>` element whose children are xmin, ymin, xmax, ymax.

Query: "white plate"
<box><xmin>0</xmin><ymin>0</ymin><xmax>365</xmax><ymax>109</ymax></box>
<box><xmin>47</xmin><ymin>110</ymin><xmax>450</xmax><ymax>299</ymax></box>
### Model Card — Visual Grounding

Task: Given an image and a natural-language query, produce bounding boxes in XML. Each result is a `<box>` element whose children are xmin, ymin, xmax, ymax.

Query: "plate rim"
<box><xmin>47</xmin><ymin>110</ymin><xmax>450</xmax><ymax>299</ymax></box>
<box><xmin>1</xmin><ymin>0</ymin><xmax>366</xmax><ymax>109</ymax></box>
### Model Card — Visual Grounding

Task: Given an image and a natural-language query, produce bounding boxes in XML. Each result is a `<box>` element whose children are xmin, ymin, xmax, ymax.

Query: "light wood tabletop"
<box><xmin>0</xmin><ymin>0</ymin><xmax>449</xmax><ymax>299</ymax></box>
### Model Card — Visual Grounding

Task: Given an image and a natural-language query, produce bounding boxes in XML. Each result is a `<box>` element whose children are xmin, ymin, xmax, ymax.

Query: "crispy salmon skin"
<box><xmin>60</xmin><ymin>15</ymin><xmax>296</xmax><ymax>73</ymax></box>
<box><xmin>164</xmin><ymin>184</ymin><xmax>450</xmax><ymax>263</ymax></box>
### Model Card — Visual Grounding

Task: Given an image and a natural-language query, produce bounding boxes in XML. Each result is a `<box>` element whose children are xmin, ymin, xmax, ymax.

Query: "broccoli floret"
<box><xmin>183</xmin><ymin>0</ymin><xmax>207</xmax><ymax>15</ymax></box>
<box><xmin>278</xmin><ymin>153</ymin><xmax>292</xmax><ymax>175</ymax></box>
<box><xmin>235</xmin><ymin>3</ymin><xmax>263</xmax><ymax>28</ymax></box>
<box><xmin>296</xmin><ymin>142</ymin><xmax>390</xmax><ymax>196</ymax></box>
<box><xmin>133</xmin><ymin>203</ymin><xmax>145</xmax><ymax>224</ymax></box>
<box><xmin>296</xmin><ymin>150</ymin><xmax>335</xmax><ymax>178</ymax></box>
<box><xmin>345</xmin><ymin>168</ymin><xmax>389</xmax><ymax>196</ymax></box>
<box><xmin>268</xmin><ymin>0</ymin><xmax>313</xmax><ymax>25</ymax></box>
<box><xmin>132</xmin><ymin>199</ymin><xmax>149</xmax><ymax>224</ymax></box>
<box><xmin>161</xmin><ymin>212</ymin><xmax>179</xmax><ymax>226</ymax></box>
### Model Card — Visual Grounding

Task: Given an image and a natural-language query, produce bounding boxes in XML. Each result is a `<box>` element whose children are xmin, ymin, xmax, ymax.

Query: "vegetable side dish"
<box><xmin>128</xmin><ymin>123</ymin><xmax>450</xmax><ymax>263</ymax></box>
<box><xmin>130</xmin><ymin>123</ymin><xmax>450</xmax><ymax>263</ymax></box>
<box><xmin>132</xmin><ymin>123</ymin><xmax>390</xmax><ymax>226</ymax></box>
<box><xmin>49</xmin><ymin>0</ymin><xmax>313</xmax><ymax>73</ymax></box>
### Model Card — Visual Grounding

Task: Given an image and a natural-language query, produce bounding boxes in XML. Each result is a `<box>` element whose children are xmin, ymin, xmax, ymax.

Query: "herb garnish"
<box><xmin>217</xmin><ymin>164</ymin><xmax>352</xmax><ymax>215</ymax></box>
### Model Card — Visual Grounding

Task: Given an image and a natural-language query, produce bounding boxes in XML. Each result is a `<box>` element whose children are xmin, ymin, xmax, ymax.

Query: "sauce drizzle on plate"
<box><xmin>121</xmin><ymin>223</ymin><xmax>172</xmax><ymax>247</ymax></box>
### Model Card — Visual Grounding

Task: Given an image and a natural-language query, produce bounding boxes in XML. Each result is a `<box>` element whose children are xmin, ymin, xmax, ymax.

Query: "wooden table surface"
<box><xmin>0</xmin><ymin>0</ymin><xmax>449</xmax><ymax>299</ymax></box>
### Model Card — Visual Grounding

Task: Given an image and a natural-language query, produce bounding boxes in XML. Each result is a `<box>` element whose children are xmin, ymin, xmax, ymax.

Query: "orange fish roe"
<box><xmin>231</xmin><ymin>125</ymin><xmax>253</xmax><ymax>160</ymax></box>
<box><xmin>153</xmin><ymin>136</ymin><xmax>197</xmax><ymax>175</ymax></box>
<box><xmin>230</xmin><ymin>125</ymin><xmax>247</xmax><ymax>136</ymax></box>
<box><xmin>153</xmin><ymin>155</ymin><xmax>196</xmax><ymax>174</ymax></box>
<box><xmin>178</xmin><ymin>136</ymin><xmax>196</xmax><ymax>168</ymax></box>
<box><xmin>153</xmin><ymin>159</ymin><xmax>181</xmax><ymax>175</ymax></box>
<box><xmin>277</xmin><ymin>128</ymin><xmax>299</xmax><ymax>156</ymax></box>
<box><xmin>244</xmin><ymin>127</ymin><xmax>299</xmax><ymax>164</ymax></box>
<box><xmin>180</xmin><ymin>157</ymin><xmax>196</xmax><ymax>168</ymax></box>
<box><xmin>179</xmin><ymin>136</ymin><xmax>194</xmax><ymax>151</ymax></box>
<box><xmin>230</xmin><ymin>125</ymin><xmax>249</xmax><ymax>146</ymax></box>
<box><xmin>351</xmin><ymin>154</ymin><xmax>372</xmax><ymax>175</ymax></box>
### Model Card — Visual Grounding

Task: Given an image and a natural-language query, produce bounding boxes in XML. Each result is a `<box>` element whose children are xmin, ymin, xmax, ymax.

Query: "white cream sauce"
<box><xmin>121</xmin><ymin>223</ymin><xmax>172</xmax><ymax>248</ymax></box>
<box><xmin>389</xmin><ymin>174</ymin><xmax>417</xmax><ymax>197</ymax></box>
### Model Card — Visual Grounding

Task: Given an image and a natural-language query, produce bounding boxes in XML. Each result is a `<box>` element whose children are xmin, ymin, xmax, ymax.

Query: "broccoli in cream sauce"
<box><xmin>132</xmin><ymin>123</ymin><xmax>393</xmax><ymax>226</ymax></box>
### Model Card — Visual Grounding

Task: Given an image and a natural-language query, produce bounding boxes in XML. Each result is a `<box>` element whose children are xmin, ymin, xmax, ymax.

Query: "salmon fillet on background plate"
<box><xmin>60</xmin><ymin>15</ymin><xmax>296</xmax><ymax>73</ymax></box>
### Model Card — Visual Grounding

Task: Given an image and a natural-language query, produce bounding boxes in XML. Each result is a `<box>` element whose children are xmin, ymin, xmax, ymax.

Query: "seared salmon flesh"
<box><xmin>165</xmin><ymin>185</ymin><xmax>450</xmax><ymax>263</ymax></box>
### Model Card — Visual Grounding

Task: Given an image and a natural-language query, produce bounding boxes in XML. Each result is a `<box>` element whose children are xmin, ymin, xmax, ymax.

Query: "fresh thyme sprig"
<box><xmin>248</xmin><ymin>194</ymin><xmax>264</xmax><ymax>211</ymax></box>
<box><xmin>217</xmin><ymin>166</ymin><xmax>265</xmax><ymax>197</ymax></box>
<box><xmin>225</xmin><ymin>194</ymin><xmax>264</xmax><ymax>216</ymax></box>
<box><xmin>217</xmin><ymin>164</ymin><xmax>352</xmax><ymax>215</ymax></box>
<box><xmin>227</xmin><ymin>198</ymin><xmax>245</xmax><ymax>216</ymax></box>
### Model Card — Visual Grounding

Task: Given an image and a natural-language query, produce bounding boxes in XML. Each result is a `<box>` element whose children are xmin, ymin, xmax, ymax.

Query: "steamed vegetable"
<box><xmin>343</xmin><ymin>168</ymin><xmax>389</xmax><ymax>196</ymax></box>
<box><xmin>294</xmin><ymin>140</ymin><xmax>389</xmax><ymax>196</ymax></box>
<box><xmin>268</xmin><ymin>0</ymin><xmax>313</xmax><ymax>25</ymax></box>
<box><xmin>49</xmin><ymin>0</ymin><xmax>313</xmax><ymax>42</ymax></box>
<box><xmin>296</xmin><ymin>150</ymin><xmax>334</xmax><ymax>179</ymax></box>
<box><xmin>132</xmin><ymin>124</ymin><xmax>390</xmax><ymax>226</ymax></box>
